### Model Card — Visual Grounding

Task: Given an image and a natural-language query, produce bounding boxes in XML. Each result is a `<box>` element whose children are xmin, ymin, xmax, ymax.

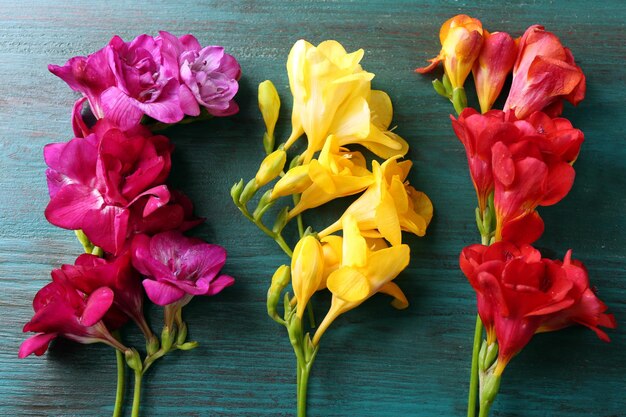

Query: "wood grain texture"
<box><xmin>1</xmin><ymin>1</ymin><xmax>624</xmax><ymax>416</ymax></box>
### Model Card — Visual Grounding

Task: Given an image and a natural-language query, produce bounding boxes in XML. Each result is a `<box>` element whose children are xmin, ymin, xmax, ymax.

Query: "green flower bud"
<box><xmin>230</xmin><ymin>179</ymin><xmax>244</xmax><ymax>205</ymax></box>
<box><xmin>161</xmin><ymin>326</ymin><xmax>175</xmax><ymax>352</ymax></box>
<box><xmin>253</xmin><ymin>189</ymin><xmax>275</xmax><ymax>221</ymax></box>
<box><xmin>452</xmin><ymin>87</ymin><xmax>468</xmax><ymax>114</ymax></box>
<box><xmin>125</xmin><ymin>348</ymin><xmax>143</xmax><ymax>372</ymax></box>
<box><xmin>177</xmin><ymin>341</ymin><xmax>199</xmax><ymax>351</ymax></box>
<box><xmin>176</xmin><ymin>322</ymin><xmax>188</xmax><ymax>345</ymax></box>
<box><xmin>239</xmin><ymin>178</ymin><xmax>258</xmax><ymax>205</ymax></box>
<box><xmin>267</xmin><ymin>265</ymin><xmax>290</xmax><ymax>322</ymax></box>
<box><xmin>146</xmin><ymin>335</ymin><xmax>160</xmax><ymax>356</ymax></box>
<box><xmin>273</xmin><ymin>207</ymin><xmax>290</xmax><ymax>233</ymax></box>
<box><xmin>432</xmin><ymin>79</ymin><xmax>449</xmax><ymax>98</ymax></box>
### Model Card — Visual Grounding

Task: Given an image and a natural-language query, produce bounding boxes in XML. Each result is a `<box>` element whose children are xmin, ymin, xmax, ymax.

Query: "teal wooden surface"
<box><xmin>1</xmin><ymin>1</ymin><xmax>624</xmax><ymax>416</ymax></box>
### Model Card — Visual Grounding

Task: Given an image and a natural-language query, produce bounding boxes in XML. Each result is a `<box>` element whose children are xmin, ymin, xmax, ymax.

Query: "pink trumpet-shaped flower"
<box><xmin>44</xmin><ymin>120</ymin><xmax>173</xmax><ymax>254</ymax></box>
<box><xmin>131</xmin><ymin>231</ymin><xmax>234</xmax><ymax>306</ymax></box>
<box><xmin>159</xmin><ymin>31</ymin><xmax>241</xmax><ymax>117</ymax></box>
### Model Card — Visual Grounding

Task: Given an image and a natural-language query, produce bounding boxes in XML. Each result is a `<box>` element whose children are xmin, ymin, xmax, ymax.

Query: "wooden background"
<box><xmin>1</xmin><ymin>1</ymin><xmax>624</xmax><ymax>416</ymax></box>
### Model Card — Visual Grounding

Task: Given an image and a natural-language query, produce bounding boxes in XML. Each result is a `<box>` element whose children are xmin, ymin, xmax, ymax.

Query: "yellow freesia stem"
<box><xmin>236</xmin><ymin>203</ymin><xmax>293</xmax><ymax>257</ymax></box>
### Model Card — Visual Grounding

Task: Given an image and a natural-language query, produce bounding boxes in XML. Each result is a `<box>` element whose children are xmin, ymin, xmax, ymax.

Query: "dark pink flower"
<box><xmin>159</xmin><ymin>31</ymin><xmax>241</xmax><ymax>117</ymax></box>
<box><xmin>44</xmin><ymin>120</ymin><xmax>173</xmax><ymax>254</ymax></box>
<box><xmin>504</xmin><ymin>25</ymin><xmax>586</xmax><ymax>119</ymax></box>
<box><xmin>102</xmin><ymin>35</ymin><xmax>184</xmax><ymax>129</ymax></box>
<box><xmin>19</xmin><ymin>272</ymin><xmax>125</xmax><ymax>358</ymax></box>
<box><xmin>49</xmin><ymin>47</ymin><xmax>116</xmax><ymax>119</ymax></box>
<box><xmin>60</xmin><ymin>251</ymin><xmax>147</xmax><ymax>334</ymax></box>
<box><xmin>131</xmin><ymin>231</ymin><xmax>234</xmax><ymax>306</ymax></box>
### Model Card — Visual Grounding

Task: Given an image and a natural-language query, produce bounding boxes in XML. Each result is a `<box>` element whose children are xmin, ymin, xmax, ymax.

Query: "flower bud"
<box><xmin>161</xmin><ymin>325</ymin><xmax>175</xmax><ymax>351</ymax></box>
<box><xmin>270</xmin><ymin>164</ymin><xmax>312</xmax><ymax>199</ymax></box>
<box><xmin>272</xmin><ymin>207</ymin><xmax>290</xmax><ymax>233</ymax></box>
<box><xmin>146</xmin><ymin>334</ymin><xmax>160</xmax><ymax>356</ymax></box>
<box><xmin>176</xmin><ymin>322</ymin><xmax>188</xmax><ymax>345</ymax></box>
<box><xmin>177</xmin><ymin>341</ymin><xmax>199</xmax><ymax>351</ymax></box>
<box><xmin>125</xmin><ymin>348</ymin><xmax>143</xmax><ymax>372</ymax></box>
<box><xmin>267</xmin><ymin>265</ymin><xmax>291</xmax><ymax>322</ymax></box>
<box><xmin>291</xmin><ymin>236</ymin><xmax>324</xmax><ymax>319</ymax></box>
<box><xmin>253</xmin><ymin>189</ymin><xmax>275</xmax><ymax>220</ymax></box>
<box><xmin>230</xmin><ymin>179</ymin><xmax>244</xmax><ymax>205</ymax></box>
<box><xmin>239</xmin><ymin>178</ymin><xmax>258</xmax><ymax>205</ymax></box>
<box><xmin>255</xmin><ymin>150</ymin><xmax>287</xmax><ymax>188</ymax></box>
<box><xmin>258</xmin><ymin>80</ymin><xmax>280</xmax><ymax>139</ymax></box>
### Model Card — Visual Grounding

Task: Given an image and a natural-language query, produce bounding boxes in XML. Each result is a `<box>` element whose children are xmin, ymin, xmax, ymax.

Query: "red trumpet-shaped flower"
<box><xmin>451</xmin><ymin>109</ymin><xmax>584</xmax><ymax>244</ymax></box>
<box><xmin>504</xmin><ymin>25</ymin><xmax>586</xmax><ymax>119</ymax></box>
<box><xmin>472</xmin><ymin>31</ymin><xmax>517</xmax><ymax>113</ymax></box>
<box><xmin>460</xmin><ymin>242</ymin><xmax>615</xmax><ymax>374</ymax></box>
<box><xmin>19</xmin><ymin>271</ymin><xmax>126</xmax><ymax>358</ymax></box>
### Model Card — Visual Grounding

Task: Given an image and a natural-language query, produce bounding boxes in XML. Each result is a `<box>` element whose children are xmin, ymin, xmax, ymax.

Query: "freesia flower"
<box><xmin>255</xmin><ymin>150</ymin><xmax>287</xmax><ymax>188</ymax></box>
<box><xmin>284</xmin><ymin>40</ymin><xmax>408</xmax><ymax>162</ymax></box>
<box><xmin>451</xmin><ymin>108</ymin><xmax>583</xmax><ymax>242</ymax></box>
<box><xmin>49</xmin><ymin>48</ymin><xmax>115</xmax><ymax>119</ymax></box>
<box><xmin>451</xmin><ymin>108</ymin><xmax>520</xmax><ymax>212</ymax></box>
<box><xmin>504</xmin><ymin>25</ymin><xmax>586</xmax><ymax>119</ymax></box>
<box><xmin>318</xmin><ymin>157</ymin><xmax>433</xmax><ymax>246</ymax></box>
<box><xmin>131</xmin><ymin>231</ymin><xmax>234</xmax><ymax>306</ymax></box>
<box><xmin>291</xmin><ymin>236</ymin><xmax>324</xmax><ymax>319</ymax></box>
<box><xmin>416</xmin><ymin>14</ymin><xmax>484</xmax><ymax>89</ymax></box>
<box><xmin>60</xmin><ymin>251</ymin><xmax>150</xmax><ymax>337</ymax></box>
<box><xmin>19</xmin><ymin>272</ymin><xmax>126</xmax><ymax>358</ymax></box>
<box><xmin>44</xmin><ymin>120</ymin><xmax>173</xmax><ymax>254</ymax></box>
<box><xmin>159</xmin><ymin>31</ymin><xmax>241</xmax><ymax>117</ymax></box>
<box><xmin>460</xmin><ymin>242</ymin><xmax>615</xmax><ymax>374</ymax></box>
<box><xmin>472</xmin><ymin>31</ymin><xmax>518</xmax><ymax>113</ymax></box>
<box><xmin>275</xmin><ymin>135</ymin><xmax>373</xmax><ymax>217</ymax></box>
<box><xmin>313</xmin><ymin>215</ymin><xmax>410</xmax><ymax>345</ymax></box>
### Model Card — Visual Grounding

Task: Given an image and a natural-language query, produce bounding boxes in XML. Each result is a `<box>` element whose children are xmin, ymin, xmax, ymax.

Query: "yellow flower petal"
<box><xmin>375</xmin><ymin>188</ymin><xmax>402</xmax><ymax>246</ymax></box>
<box><xmin>378</xmin><ymin>282</ymin><xmax>409</xmax><ymax>309</ymax></box>
<box><xmin>342</xmin><ymin>215</ymin><xmax>367</xmax><ymax>267</ymax></box>
<box><xmin>369</xmin><ymin>90</ymin><xmax>393</xmax><ymax>129</ymax></box>
<box><xmin>271</xmin><ymin>164</ymin><xmax>312</xmax><ymax>199</ymax></box>
<box><xmin>365</xmin><ymin>244</ymin><xmax>410</xmax><ymax>289</ymax></box>
<box><xmin>326</xmin><ymin>266</ymin><xmax>371</xmax><ymax>303</ymax></box>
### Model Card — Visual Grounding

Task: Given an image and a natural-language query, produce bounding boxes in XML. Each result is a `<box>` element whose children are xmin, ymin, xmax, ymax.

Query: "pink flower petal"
<box><xmin>81</xmin><ymin>287</ymin><xmax>115</xmax><ymax>326</ymax></box>
<box><xmin>143</xmin><ymin>279</ymin><xmax>186</xmax><ymax>306</ymax></box>
<box><xmin>18</xmin><ymin>333</ymin><xmax>58</xmax><ymax>358</ymax></box>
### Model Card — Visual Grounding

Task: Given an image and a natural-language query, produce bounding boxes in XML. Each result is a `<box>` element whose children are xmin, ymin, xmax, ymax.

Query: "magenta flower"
<box><xmin>159</xmin><ymin>31</ymin><xmax>241</xmax><ymax>117</ymax></box>
<box><xmin>48</xmin><ymin>47</ymin><xmax>116</xmax><ymax>119</ymax></box>
<box><xmin>44</xmin><ymin>120</ymin><xmax>173</xmax><ymax>254</ymax></box>
<box><xmin>60</xmin><ymin>251</ymin><xmax>148</xmax><ymax>335</ymax></box>
<box><xmin>131</xmin><ymin>231</ymin><xmax>234</xmax><ymax>306</ymax></box>
<box><xmin>102</xmin><ymin>34</ymin><xmax>184</xmax><ymax>129</ymax></box>
<box><xmin>19</xmin><ymin>273</ymin><xmax>125</xmax><ymax>358</ymax></box>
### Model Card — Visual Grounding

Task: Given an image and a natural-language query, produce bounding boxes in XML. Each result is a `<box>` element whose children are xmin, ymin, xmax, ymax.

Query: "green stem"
<box><xmin>112</xmin><ymin>349</ymin><xmax>125</xmax><ymax>417</ymax></box>
<box><xmin>297</xmin><ymin>363</ymin><xmax>311</xmax><ymax>417</ymax></box>
<box><xmin>467</xmin><ymin>315</ymin><xmax>483</xmax><ymax>417</ymax></box>
<box><xmin>237</xmin><ymin>204</ymin><xmax>293</xmax><ymax>256</ymax></box>
<box><xmin>479</xmin><ymin>401</ymin><xmax>492</xmax><ymax>417</ymax></box>
<box><xmin>131</xmin><ymin>370</ymin><xmax>142</xmax><ymax>417</ymax></box>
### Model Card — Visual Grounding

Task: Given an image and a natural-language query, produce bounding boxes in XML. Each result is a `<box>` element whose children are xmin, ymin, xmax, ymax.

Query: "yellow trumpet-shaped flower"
<box><xmin>319</xmin><ymin>157</ymin><xmax>433</xmax><ymax>246</ymax></box>
<box><xmin>258</xmin><ymin>80</ymin><xmax>281</xmax><ymax>138</ymax></box>
<box><xmin>291</xmin><ymin>235</ymin><xmax>324</xmax><ymax>319</ymax></box>
<box><xmin>272</xmin><ymin>135</ymin><xmax>373</xmax><ymax>217</ymax></box>
<box><xmin>312</xmin><ymin>215</ymin><xmax>410</xmax><ymax>345</ymax></box>
<box><xmin>284</xmin><ymin>39</ymin><xmax>408</xmax><ymax>162</ymax></box>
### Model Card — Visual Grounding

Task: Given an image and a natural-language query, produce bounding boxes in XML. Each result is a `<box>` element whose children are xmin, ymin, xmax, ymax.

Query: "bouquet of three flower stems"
<box><xmin>233</xmin><ymin>39</ymin><xmax>433</xmax><ymax>416</ymax></box>
<box><xmin>417</xmin><ymin>14</ymin><xmax>616</xmax><ymax>417</ymax></box>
